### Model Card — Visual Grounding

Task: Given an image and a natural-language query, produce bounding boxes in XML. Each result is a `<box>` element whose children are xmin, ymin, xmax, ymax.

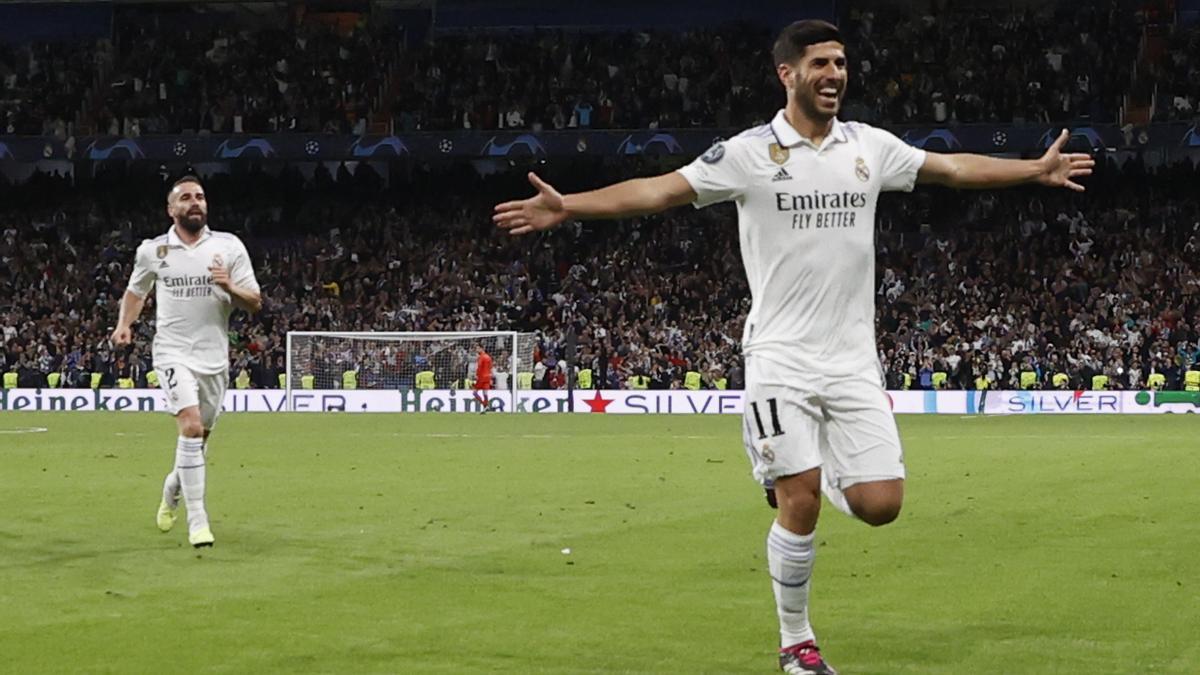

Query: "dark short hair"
<box><xmin>170</xmin><ymin>175</ymin><xmax>204</xmax><ymax>193</ymax></box>
<box><xmin>772</xmin><ymin>20</ymin><xmax>843</xmax><ymax>65</ymax></box>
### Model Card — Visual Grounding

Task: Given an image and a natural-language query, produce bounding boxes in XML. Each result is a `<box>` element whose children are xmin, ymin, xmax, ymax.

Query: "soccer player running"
<box><xmin>494</xmin><ymin>20</ymin><xmax>1093</xmax><ymax>674</ymax></box>
<box><xmin>110</xmin><ymin>176</ymin><xmax>262</xmax><ymax>548</ymax></box>
<box><xmin>473</xmin><ymin>342</ymin><xmax>493</xmax><ymax>413</ymax></box>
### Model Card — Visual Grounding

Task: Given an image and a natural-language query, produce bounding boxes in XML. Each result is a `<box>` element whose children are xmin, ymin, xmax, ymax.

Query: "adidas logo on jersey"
<box><xmin>771</xmin><ymin>168</ymin><xmax>792</xmax><ymax>182</ymax></box>
<box><xmin>159</xmin><ymin>261</ymin><xmax>170</xmax><ymax>269</ymax></box>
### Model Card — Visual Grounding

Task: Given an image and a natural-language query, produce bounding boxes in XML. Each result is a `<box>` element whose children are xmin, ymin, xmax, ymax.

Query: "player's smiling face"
<box><xmin>779</xmin><ymin>40</ymin><xmax>847</xmax><ymax>122</ymax></box>
<box><xmin>168</xmin><ymin>182</ymin><xmax>207</xmax><ymax>233</ymax></box>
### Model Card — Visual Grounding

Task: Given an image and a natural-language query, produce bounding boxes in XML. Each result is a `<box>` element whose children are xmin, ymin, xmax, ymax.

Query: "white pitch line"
<box><xmin>933</xmin><ymin>434</ymin><xmax>1141</xmax><ymax>440</ymax></box>
<box><xmin>393</xmin><ymin>432</ymin><xmax>723</xmax><ymax>440</ymax></box>
<box><xmin>0</xmin><ymin>427</ymin><xmax>48</xmax><ymax>434</ymax></box>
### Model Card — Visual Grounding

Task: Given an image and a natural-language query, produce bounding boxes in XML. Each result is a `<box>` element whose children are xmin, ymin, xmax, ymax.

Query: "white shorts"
<box><xmin>156</xmin><ymin>364</ymin><xmax>227</xmax><ymax>430</ymax></box>
<box><xmin>741</xmin><ymin>356</ymin><xmax>905</xmax><ymax>490</ymax></box>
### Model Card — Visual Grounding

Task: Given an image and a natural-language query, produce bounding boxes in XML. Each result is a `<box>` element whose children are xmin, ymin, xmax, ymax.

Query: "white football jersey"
<box><xmin>127</xmin><ymin>225</ymin><xmax>260</xmax><ymax>375</ymax></box>
<box><xmin>677</xmin><ymin>110</ymin><xmax>926</xmax><ymax>381</ymax></box>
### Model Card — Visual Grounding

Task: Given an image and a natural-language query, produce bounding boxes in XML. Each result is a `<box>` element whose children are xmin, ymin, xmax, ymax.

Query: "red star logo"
<box><xmin>584</xmin><ymin>390</ymin><xmax>613</xmax><ymax>413</ymax></box>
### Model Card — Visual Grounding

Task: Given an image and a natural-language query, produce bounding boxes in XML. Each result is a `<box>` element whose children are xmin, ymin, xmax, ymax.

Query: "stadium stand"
<box><xmin>0</xmin><ymin>0</ymin><xmax>1196</xmax><ymax>391</ymax></box>
<box><xmin>1</xmin><ymin>155</ymin><xmax>1196</xmax><ymax>391</ymax></box>
<box><xmin>1</xmin><ymin>2</ymin><xmax>1149</xmax><ymax>135</ymax></box>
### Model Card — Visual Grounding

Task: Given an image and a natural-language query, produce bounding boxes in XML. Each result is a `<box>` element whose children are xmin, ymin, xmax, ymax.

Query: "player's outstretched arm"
<box><xmin>110</xmin><ymin>290</ymin><xmax>146</xmax><ymax>346</ymax></box>
<box><xmin>493</xmin><ymin>171</ymin><xmax>697</xmax><ymax>236</ymax></box>
<box><xmin>917</xmin><ymin>129</ymin><xmax>1095</xmax><ymax>191</ymax></box>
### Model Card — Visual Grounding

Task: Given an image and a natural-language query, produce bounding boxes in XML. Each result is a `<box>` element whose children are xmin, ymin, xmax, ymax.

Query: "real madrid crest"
<box><xmin>156</xmin><ymin>245</ymin><xmax>168</xmax><ymax>259</ymax></box>
<box><xmin>855</xmin><ymin>157</ymin><xmax>870</xmax><ymax>182</ymax></box>
<box><xmin>769</xmin><ymin>143</ymin><xmax>789</xmax><ymax>165</ymax></box>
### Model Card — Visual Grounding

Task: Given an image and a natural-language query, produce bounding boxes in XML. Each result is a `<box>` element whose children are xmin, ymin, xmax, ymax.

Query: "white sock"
<box><xmin>768</xmin><ymin>521</ymin><xmax>816</xmax><ymax>648</ymax></box>
<box><xmin>162</xmin><ymin>438</ymin><xmax>206</xmax><ymax>507</ymax></box>
<box><xmin>175</xmin><ymin>436</ymin><xmax>208</xmax><ymax>532</ymax></box>
<box><xmin>162</xmin><ymin>470</ymin><xmax>180</xmax><ymax>507</ymax></box>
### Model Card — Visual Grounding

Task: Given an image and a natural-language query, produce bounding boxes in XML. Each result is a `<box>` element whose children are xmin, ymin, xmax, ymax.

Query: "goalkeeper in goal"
<box><xmin>473</xmin><ymin>342</ymin><xmax>493</xmax><ymax>413</ymax></box>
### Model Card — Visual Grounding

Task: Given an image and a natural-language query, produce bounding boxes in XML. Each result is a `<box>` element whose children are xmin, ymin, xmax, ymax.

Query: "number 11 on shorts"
<box><xmin>750</xmin><ymin>398</ymin><xmax>785</xmax><ymax>440</ymax></box>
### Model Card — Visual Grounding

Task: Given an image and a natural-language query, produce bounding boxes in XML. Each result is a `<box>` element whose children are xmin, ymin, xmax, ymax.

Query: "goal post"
<box><xmin>285</xmin><ymin>331</ymin><xmax>538</xmax><ymax>412</ymax></box>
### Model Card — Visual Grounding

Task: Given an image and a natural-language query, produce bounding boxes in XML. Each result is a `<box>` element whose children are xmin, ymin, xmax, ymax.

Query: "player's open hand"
<box><xmin>493</xmin><ymin>172</ymin><xmax>568</xmax><ymax>235</ymax></box>
<box><xmin>110</xmin><ymin>325</ymin><xmax>131</xmax><ymax>346</ymax></box>
<box><xmin>1037</xmin><ymin>129</ymin><xmax>1095</xmax><ymax>192</ymax></box>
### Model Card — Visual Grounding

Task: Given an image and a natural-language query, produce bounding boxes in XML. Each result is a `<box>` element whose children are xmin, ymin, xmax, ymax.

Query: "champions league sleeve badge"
<box><xmin>700</xmin><ymin>143</ymin><xmax>725</xmax><ymax>164</ymax></box>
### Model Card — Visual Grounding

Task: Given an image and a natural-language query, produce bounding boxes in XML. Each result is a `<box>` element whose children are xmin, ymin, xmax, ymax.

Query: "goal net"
<box><xmin>285</xmin><ymin>331</ymin><xmax>539</xmax><ymax>412</ymax></box>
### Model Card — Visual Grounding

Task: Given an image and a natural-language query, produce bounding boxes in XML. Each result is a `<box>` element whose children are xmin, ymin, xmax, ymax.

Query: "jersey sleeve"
<box><xmin>228</xmin><ymin>238</ymin><xmax>261</xmax><ymax>293</ymax></box>
<box><xmin>126</xmin><ymin>243</ymin><xmax>157</xmax><ymax>298</ymax></box>
<box><xmin>676</xmin><ymin>138</ymin><xmax>753</xmax><ymax>208</ymax></box>
<box><xmin>870</xmin><ymin>127</ymin><xmax>927</xmax><ymax>193</ymax></box>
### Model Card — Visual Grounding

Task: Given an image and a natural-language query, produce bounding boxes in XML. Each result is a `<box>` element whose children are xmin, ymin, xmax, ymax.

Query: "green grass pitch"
<box><xmin>1</xmin><ymin>412</ymin><xmax>1197</xmax><ymax>674</ymax></box>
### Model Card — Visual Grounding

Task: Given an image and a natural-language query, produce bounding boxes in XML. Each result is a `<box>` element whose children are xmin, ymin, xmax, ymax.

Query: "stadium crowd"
<box><xmin>2</xmin><ymin>2</ymin><xmax>1152</xmax><ymax>137</ymax></box>
<box><xmin>96</xmin><ymin>11</ymin><xmax>399</xmax><ymax>137</ymax></box>
<box><xmin>391</xmin><ymin>3</ymin><xmax>1140</xmax><ymax>132</ymax></box>
<box><xmin>0</xmin><ymin>39</ymin><xmax>109</xmax><ymax>137</ymax></box>
<box><xmin>874</xmin><ymin>193</ymin><xmax>1200</xmax><ymax>392</ymax></box>
<box><xmin>1152</xmin><ymin>21</ymin><xmax>1200</xmax><ymax>122</ymax></box>
<box><xmin>840</xmin><ymin>4</ymin><xmax>1140</xmax><ymax>125</ymax></box>
<box><xmin>1</xmin><ymin>154</ymin><xmax>1197</xmax><ymax>392</ymax></box>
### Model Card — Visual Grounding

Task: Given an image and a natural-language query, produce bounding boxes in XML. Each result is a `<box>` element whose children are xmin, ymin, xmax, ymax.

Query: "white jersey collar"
<box><xmin>168</xmin><ymin>224</ymin><xmax>211</xmax><ymax>249</ymax></box>
<box><xmin>769</xmin><ymin>109</ymin><xmax>847</xmax><ymax>151</ymax></box>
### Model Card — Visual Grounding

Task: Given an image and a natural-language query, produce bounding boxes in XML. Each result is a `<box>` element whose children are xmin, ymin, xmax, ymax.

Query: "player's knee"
<box><xmin>845</xmin><ymin>480</ymin><xmax>904</xmax><ymax>526</ymax></box>
<box><xmin>177</xmin><ymin>414</ymin><xmax>204</xmax><ymax>438</ymax></box>
<box><xmin>772</xmin><ymin>471</ymin><xmax>822</xmax><ymax>527</ymax></box>
<box><xmin>776</xmin><ymin>487</ymin><xmax>820</xmax><ymax>516</ymax></box>
<box><xmin>856</xmin><ymin>501</ymin><xmax>902</xmax><ymax>527</ymax></box>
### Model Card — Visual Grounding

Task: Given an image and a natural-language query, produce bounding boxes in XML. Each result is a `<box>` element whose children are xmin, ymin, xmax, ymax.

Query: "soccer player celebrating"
<box><xmin>110</xmin><ymin>176</ymin><xmax>262</xmax><ymax>548</ymax></box>
<box><xmin>494</xmin><ymin>20</ymin><xmax>1092</xmax><ymax>674</ymax></box>
<box><xmin>473</xmin><ymin>342</ymin><xmax>493</xmax><ymax>413</ymax></box>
